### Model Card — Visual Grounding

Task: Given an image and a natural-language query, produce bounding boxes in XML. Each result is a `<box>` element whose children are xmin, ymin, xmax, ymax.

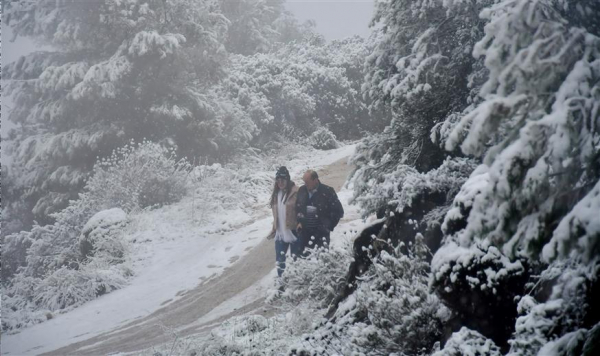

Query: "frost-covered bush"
<box><xmin>536</xmin><ymin>323</ymin><xmax>600</xmax><ymax>356</ymax></box>
<box><xmin>88</xmin><ymin>141</ymin><xmax>191</xmax><ymax>211</ymax></box>
<box><xmin>195</xmin><ymin>340</ymin><xmax>248</xmax><ymax>356</ymax></box>
<box><xmin>221</xmin><ymin>37</ymin><xmax>381</xmax><ymax>144</ymax></box>
<box><xmin>353</xmin><ymin>157</ymin><xmax>478</xmax><ymax>218</ymax></box>
<box><xmin>2</xmin><ymin>251</ymin><xmax>131</xmax><ymax>332</ymax></box>
<box><xmin>5</xmin><ymin>141</ymin><xmax>185</xmax><ymax>285</ymax></box>
<box><xmin>79</xmin><ymin>208</ymin><xmax>128</xmax><ymax>262</ymax></box>
<box><xmin>273</xmin><ymin>242</ymin><xmax>353</xmax><ymax>310</ymax></box>
<box><xmin>432</xmin><ymin>243</ymin><xmax>529</xmax><ymax>347</ymax></box>
<box><xmin>432</xmin><ymin>327</ymin><xmax>502</xmax><ymax>356</ymax></box>
<box><xmin>1</xmin><ymin>142</ymin><xmax>188</xmax><ymax>331</ymax></box>
<box><xmin>34</xmin><ymin>261</ymin><xmax>130</xmax><ymax>311</ymax></box>
<box><xmin>2</xmin><ymin>208</ymin><xmax>132</xmax><ymax>331</ymax></box>
<box><xmin>1</xmin><ymin>164</ymin><xmax>34</xmax><ymax>237</ymax></box>
<box><xmin>507</xmin><ymin>261</ymin><xmax>599</xmax><ymax>356</ymax></box>
<box><xmin>146</xmin><ymin>314</ymin><xmax>298</xmax><ymax>356</ymax></box>
<box><xmin>212</xmin><ymin>315</ymin><xmax>270</xmax><ymax>341</ymax></box>
<box><xmin>348</xmin><ymin>236</ymin><xmax>448</xmax><ymax>355</ymax></box>
<box><xmin>292</xmin><ymin>236</ymin><xmax>448</xmax><ymax>355</ymax></box>
<box><xmin>188</xmin><ymin>162</ymin><xmax>272</xmax><ymax>229</ymax></box>
<box><xmin>308</xmin><ymin>127</ymin><xmax>338</xmax><ymax>150</ymax></box>
<box><xmin>1</xmin><ymin>231</ymin><xmax>34</xmax><ymax>282</ymax></box>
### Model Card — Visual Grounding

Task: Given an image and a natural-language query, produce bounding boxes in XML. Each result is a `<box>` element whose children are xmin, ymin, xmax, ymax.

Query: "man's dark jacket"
<box><xmin>296</xmin><ymin>182</ymin><xmax>344</xmax><ymax>231</ymax></box>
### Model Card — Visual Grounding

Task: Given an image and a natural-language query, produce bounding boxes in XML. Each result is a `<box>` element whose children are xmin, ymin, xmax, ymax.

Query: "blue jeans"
<box><xmin>275</xmin><ymin>231</ymin><xmax>302</xmax><ymax>277</ymax></box>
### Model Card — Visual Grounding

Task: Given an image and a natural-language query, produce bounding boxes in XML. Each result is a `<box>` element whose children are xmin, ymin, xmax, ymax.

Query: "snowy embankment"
<box><xmin>3</xmin><ymin>143</ymin><xmax>362</xmax><ymax>356</ymax></box>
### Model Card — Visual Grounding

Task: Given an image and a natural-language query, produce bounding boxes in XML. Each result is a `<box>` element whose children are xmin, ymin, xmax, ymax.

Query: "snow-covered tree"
<box><xmin>220</xmin><ymin>37</ymin><xmax>380</xmax><ymax>144</ymax></box>
<box><xmin>290</xmin><ymin>236</ymin><xmax>449</xmax><ymax>355</ymax></box>
<box><xmin>440</xmin><ymin>0</ymin><xmax>600</xmax><ymax>266</ymax></box>
<box><xmin>352</xmin><ymin>0</ymin><xmax>493</xmax><ymax>220</ymax></box>
<box><xmin>432</xmin><ymin>0</ymin><xmax>600</xmax><ymax>351</ymax></box>
<box><xmin>342</xmin><ymin>0</ymin><xmax>599</xmax><ymax>352</ymax></box>
<box><xmin>2</xmin><ymin>141</ymin><xmax>190</xmax><ymax>330</ymax></box>
<box><xmin>221</xmin><ymin>0</ymin><xmax>281</xmax><ymax>54</ymax></box>
<box><xmin>2</xmin><ymin>0</ymin><xmax>251</xmax><ymax>229</ymax></box>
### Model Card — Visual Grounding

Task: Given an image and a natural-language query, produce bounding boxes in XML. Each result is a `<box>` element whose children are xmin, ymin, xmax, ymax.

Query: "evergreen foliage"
<box><xmin>349</xmin><ymin>0</ymin><xmax>599</xmax><ymax>354</ymax></box>
<box><xmin>432</xmin><ymin>0</ymin><xmax>600</xmax><ymax>351</ymax></box>
<box><xmin>4</xmin><ymin>0</ymin><xmax>599</xmax><ymax>353</ymax></box>
<box><xmin>2</xmin><ymin>0</ymin><xmax>238</xmax><ymax>229</ymax></box>
<box><xmin>220</xmin><ymin>36</ymin><xmax>382</xmax><ymax>145</ymax></box>
<box><xmin>271</xmin><ymin>243</ymin><xmax>353</xmax><ymax>310</ymax></box>
<box><xmin>352</xmin><ymin>0</ymin><xmax>492</xmax><ymax>218</ymax></box>
<box><xmin>308</xmin><ymin>127</ymin><xmax>338</xmax><ymax>150</ymax></box>
<box><xmin>288</xmin><ymin>236</ymin><xmax>448</xmax><ymax>355</ymax></box>
<box><xmin>2</xmin><ymin>141</ymin><xmax>190</xmax><ymax>331</ymax></box>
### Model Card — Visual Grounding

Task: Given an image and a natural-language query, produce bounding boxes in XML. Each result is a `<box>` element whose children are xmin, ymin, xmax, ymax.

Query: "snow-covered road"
<box><xmin>3</xmin><ymin>144</ymin><xmax>359</xmax><ymax>355</ymax></box>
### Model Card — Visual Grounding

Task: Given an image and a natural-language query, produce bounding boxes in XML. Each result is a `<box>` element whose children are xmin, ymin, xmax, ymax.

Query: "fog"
<box><xmin>2</xmin><ymin>1</ymin><xmax>598</xmax><ymax>355</ymax></box>
<box><xmin>286</xmin><ymin>0</ymin><xmax>374</xmax><ymax>40</ymax></box>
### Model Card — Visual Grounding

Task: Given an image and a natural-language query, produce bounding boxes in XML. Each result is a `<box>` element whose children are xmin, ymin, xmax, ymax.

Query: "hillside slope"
<box><xmin>3</xmin><ymin>144</ymin><xmax>359</xmax><ymax>356</ymax></box>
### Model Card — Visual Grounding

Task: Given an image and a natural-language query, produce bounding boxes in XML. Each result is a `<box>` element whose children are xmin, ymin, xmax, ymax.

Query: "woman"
<box><xmin>267</xmin><ymin>166</ymin><xmax>302</xmax><ymax>277</ymax></box>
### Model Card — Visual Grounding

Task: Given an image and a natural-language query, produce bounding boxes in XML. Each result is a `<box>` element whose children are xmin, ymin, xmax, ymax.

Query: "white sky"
<box><xmin>2</xmin><ymin>26</ymin><xmax>25</xmax><ymax>140</ymax></box>
<box><xmin>2</xmin><ymin>25</ymin><xmax>40</xmax><ymax>65</ymax></box>
<box><xmin>286</xmin><ymin>0</ymin><xmax>375</xmax><ymax>40</ymax></box>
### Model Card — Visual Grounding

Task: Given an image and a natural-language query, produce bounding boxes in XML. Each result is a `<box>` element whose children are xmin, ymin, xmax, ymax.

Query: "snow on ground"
<box><xmin>128</xmin><ymin>183</ymin><xmax>371</xmax><ymax>356</ymax></box>
<box><xmin>2</xmin><ymin>143</ymin><xmax>359</xmax><ymax>356</ymax></box>
<box><xmin>125</xmin><ymin>152</ymin><xmax>373</xmax><ymax>356</ymax></box>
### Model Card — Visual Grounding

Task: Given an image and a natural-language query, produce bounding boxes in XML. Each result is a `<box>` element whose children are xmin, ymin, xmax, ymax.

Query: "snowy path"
<box><xmin>45</xmin><ymin>235</ymin><xmax>278</xmax><ymax>355</ymax></box>
<box><xmin>3</xmin><ymin>146</ymin><xmax>357</xmax><ymax>356</ymax></box>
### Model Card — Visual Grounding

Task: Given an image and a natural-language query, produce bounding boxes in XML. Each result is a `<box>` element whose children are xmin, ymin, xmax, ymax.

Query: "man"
<box><xmin>295</xmin><ymin>170</ymin><xmax>344</xmax><ymax>253</ymax></box>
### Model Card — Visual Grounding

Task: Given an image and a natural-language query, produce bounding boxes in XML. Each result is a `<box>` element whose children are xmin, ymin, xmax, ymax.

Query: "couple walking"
<box><xmin>267</xmin><ymin>166</ymin><xmax>344</xmax><ymax>277</ymax></box>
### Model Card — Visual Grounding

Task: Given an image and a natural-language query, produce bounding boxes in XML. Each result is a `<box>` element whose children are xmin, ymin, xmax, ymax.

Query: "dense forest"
<box><xmin>2</xmin><ymin>0</ymin><xmax>599</xmax><ymax>355</ymax></box>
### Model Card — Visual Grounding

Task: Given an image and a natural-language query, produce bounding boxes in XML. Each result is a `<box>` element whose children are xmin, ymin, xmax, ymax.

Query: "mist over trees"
<box><xmin>1</xmin><ymin>0</ymin><xmax>378</xmax><ymax>234</ymax></box>
<box><xmin>222</xmin><ymin>36</ymin><xmax>384</xmax><ymax>145</ymax></box>
<box><xmin>221</xmin><ymin>0</ymin><xmax>314</xmax><ymax>55</ymax></box>
<box><xmin>3</xmin><ymin>0</ymin><xmax>228</xmax><ymax>230</ymax></box>
<box><xmin>1</xmin><ymin>0</ymin><xmax>385</xmax><ymax>331</ymax></box>
<box><xmin>2</xmin><ymin>0</ymin><xmax>599</xmax><ymax>354</ymax></box>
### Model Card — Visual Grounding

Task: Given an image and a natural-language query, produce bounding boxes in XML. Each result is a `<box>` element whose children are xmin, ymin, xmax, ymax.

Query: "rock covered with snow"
<box><xmin>82</xmin><ymin>208</ymin><xmax>127</xmax><ymax>236</ymax></box>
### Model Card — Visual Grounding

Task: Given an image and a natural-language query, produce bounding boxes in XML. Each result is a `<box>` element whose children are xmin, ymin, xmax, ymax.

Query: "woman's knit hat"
<box><xmin>275</xmin><ymin>166</ymin><xmax>290</xmax><ymax>180</ymax></box>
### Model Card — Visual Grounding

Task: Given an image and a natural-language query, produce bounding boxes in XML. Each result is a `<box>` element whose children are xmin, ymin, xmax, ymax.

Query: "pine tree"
<box><xmin>432</xmin><ymin>0</ymin><xmax>600</xmax><ymax>352</ymax></box>
<box><xmin>2</xmin><ymin>0</ymin><xmax>250</xmax><ymax>229</ymax></box>
<box><xmin>353</xmin><ymin>0</ymin><xmax>493</xmax><ymax>217</ymax></box>
<box><xmin>440</xmin><ymin>0</ymin><xmax>600</xmax><ymax>263</ymax></box>
<box><xmin>220</xmin><ymin>37</ymin><xmax>378</xmax><ymax>145</ymax></box>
